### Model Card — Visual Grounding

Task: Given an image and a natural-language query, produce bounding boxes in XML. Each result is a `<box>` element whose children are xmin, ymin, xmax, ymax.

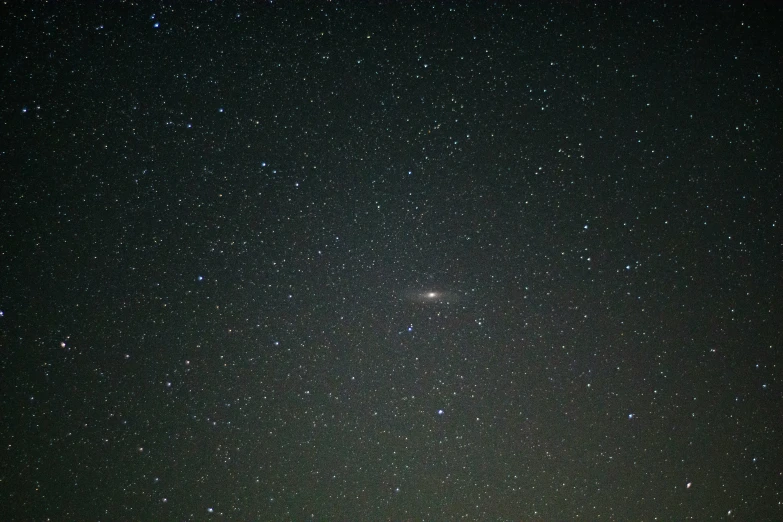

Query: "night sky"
<box><xmin>2</xmin><ymin>2</ymin><xmax>782</xmax><ymax>520</ymax></box>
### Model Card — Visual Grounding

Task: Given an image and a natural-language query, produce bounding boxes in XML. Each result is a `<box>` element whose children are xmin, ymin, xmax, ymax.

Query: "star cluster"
<box><xmin>1</xmin><ymin>3</ymin><xmax>781</xmax><ymax>520</ymax></box>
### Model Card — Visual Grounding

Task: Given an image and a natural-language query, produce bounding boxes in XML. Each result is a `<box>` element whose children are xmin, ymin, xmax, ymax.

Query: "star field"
<box><xmin>1</xmin><ymin>2</ymin><xmax>782</xmax><ymax>520</ymax></box>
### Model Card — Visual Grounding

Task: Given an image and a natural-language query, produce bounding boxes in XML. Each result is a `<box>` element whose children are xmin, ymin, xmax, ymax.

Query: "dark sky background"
<box><xmin>1</xmin><ymin>2</ymin><xmax>782</xmax><ymax>520</ymax></box>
